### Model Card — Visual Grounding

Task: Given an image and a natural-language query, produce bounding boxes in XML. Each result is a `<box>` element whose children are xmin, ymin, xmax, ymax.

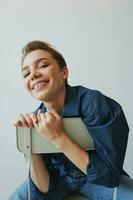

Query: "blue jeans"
<box><xmin>8</xmin><ymin>175</ymin><xmax>133</xmax><ymax>200</ymax></box>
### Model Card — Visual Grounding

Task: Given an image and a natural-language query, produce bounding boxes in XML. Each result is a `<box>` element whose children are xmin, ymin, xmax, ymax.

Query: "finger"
<box><xmin>17</xmin><ymin>114</ymin><xmax>29</xmax><ymax>127</ymax></box>
<box><xmin>29</xmin><ymin>115</ymin><xmax>39</xmax><ymax>133</ymax></box>
<box><xmin>29</xmin><ymin>113</ymin><xmax>38</xmax><ymax>124</ymax></box>
<box><xmin>40</xmin><ymin>113</ymin><xmax>47</xmax><ymax>121</ymax></box>
<box><xmin>24</xmin><ymin>113</ymin><xmax>34</xmax><ymax>127</ymax></box>
<box><xmin>14</xmin><ymin>120</ymin><xmax>23</xmax><ymax>127</ymax></box>
<box><xmin>38</xmin><ymin>109</ymin><xmax>41</xmax><ymax>115</ymax></box>
<box><xmin>31</xmin><ymin>113</ymin><xmax>42</xmax><ymax>132</ymax></box>
<box><xmin>37</xmin><ymin>109</ymin><xmax>42</xmax><ymax>121</ymax></box>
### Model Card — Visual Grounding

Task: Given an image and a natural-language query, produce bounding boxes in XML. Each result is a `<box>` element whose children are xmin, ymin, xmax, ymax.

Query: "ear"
<box><xmin>61</xmin><ymin>66</ymin><xmax>68</xmax><ymax>80</ymax></box>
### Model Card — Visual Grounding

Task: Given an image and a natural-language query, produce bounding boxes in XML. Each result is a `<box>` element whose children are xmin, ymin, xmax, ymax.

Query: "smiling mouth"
<box><xmin>33</xmin><ymin>81</ymin><xmax>49</xmax><ymax>90</ymax></box>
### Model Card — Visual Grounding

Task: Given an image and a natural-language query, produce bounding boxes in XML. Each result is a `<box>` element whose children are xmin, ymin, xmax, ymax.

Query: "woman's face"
<box><xmin>21</xmin><ymin>49</ymin><xmax>68</xmax><ymax>102</ymax></box>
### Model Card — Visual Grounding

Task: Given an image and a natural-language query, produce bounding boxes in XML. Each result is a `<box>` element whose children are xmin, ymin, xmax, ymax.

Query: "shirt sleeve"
<box><xmin>82</xmin><ymin>91</ymin><xmax>129</xmax><ymax>187</ymax></box>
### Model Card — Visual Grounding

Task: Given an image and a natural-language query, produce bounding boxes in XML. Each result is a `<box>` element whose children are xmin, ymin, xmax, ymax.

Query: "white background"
<box><xmin>0</xmin><ymin>0</ymin><xmax>133</xmax><ymax>199</ymax></box>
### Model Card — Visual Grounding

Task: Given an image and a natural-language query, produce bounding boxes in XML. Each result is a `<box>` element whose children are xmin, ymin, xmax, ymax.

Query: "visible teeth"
<box><xmin>34</xmin><ymin>81</ymin><xmax>47</xmax><ymax>90</ymax></box>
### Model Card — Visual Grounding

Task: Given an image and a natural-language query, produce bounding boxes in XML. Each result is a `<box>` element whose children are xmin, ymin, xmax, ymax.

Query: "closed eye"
<box><xmin>40</xmin><ymin>64</ymin><xmax>48</xmax><ymax>68</ymax></box>
<box><xmin>23</xmin><ymin>72</ymin><xmax>30</xmax><ymax>78</ymax></box>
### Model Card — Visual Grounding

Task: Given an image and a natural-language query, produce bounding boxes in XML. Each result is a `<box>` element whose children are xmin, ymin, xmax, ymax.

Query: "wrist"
<box><xmin>52</xmin><ymin>132</ymin><xmax>69</xmax><ymax>149</ymax></box>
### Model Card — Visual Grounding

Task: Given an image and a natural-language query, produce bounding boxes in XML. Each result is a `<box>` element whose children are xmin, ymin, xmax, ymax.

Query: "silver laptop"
<box><xmin>16</xmin><ymin>117</ymin><xmax>94</xmax><ymax>154</ymax></box>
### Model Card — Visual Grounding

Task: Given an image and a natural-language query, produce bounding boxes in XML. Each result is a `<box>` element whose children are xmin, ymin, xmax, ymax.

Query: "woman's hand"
<box><xmin>30</xmin><ymin>109</ymin><xmax>66</xmax><ymax>147</ymax></box>
<box><xmin>14</xmin><ymin>113</ymin><xmax>38</xmax><ymax>128</ymax></box>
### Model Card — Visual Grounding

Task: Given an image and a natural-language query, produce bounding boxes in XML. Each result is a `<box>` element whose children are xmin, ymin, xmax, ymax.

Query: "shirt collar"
<box><xmin>63</xmin><ymin>85</ymin><xmax>79</xmax><ymax>117</ymax></box>
<box><xmin>39</xmin><ymin>85</ymin><xmax>79</xmax><ymax>117</ymax></box>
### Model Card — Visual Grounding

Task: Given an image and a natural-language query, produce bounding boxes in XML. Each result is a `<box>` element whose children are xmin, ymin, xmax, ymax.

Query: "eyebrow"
<box><xmin>22</xmin><ymin>58</ymin><xmax>49</xmax><ymax>72</ymax></box>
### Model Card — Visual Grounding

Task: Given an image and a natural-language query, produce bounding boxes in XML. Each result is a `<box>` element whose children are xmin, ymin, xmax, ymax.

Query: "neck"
<box><xmin>44</xmin><ymin>86</ymin><xmax>66</xmax><ymax>115</ymax></box>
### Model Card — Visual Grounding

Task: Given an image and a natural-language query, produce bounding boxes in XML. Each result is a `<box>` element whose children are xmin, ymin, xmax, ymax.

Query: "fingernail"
<box><xmin>34</xmin><ymin>119</ymin><xmax>38</xmax><ymax>123</ymax></box>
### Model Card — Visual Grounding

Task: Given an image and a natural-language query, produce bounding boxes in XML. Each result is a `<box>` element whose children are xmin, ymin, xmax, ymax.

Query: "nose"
<box><xmin>30</xmin><ymin>71</ymin><xmax>41</xmax><ymax>81</ymax></box>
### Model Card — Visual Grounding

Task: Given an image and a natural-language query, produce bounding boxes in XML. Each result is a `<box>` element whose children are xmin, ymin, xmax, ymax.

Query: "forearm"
<box><xmin>54</xmin><ymin>133</ymin><xmax>89</xmax><ymax>174</ymax></box>
<box><xmin>30</xmin><ymin>154</ymin><xmax>50</xmax><ymax>193</ymax></box>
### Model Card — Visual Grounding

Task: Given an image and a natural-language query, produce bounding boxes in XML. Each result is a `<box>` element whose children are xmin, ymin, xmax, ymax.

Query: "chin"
<box><xmin>33</xmin><ymin>94</ymin><xmax>47</xmax><ymax>101</ymax></box>
<box><xmin>33</xmin><ymin>92</ymin><xmax>51</xmax><ymax>102</ymax></box>
<box><xmin>31</xmin><ymin>85</ymin><xmax>58</xmax><ymax>101</ymax></box>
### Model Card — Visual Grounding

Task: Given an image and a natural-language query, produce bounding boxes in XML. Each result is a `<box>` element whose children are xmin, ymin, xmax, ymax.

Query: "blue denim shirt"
<box><xmin>36</xmin><ymin>85</ymin><xmax>129</xmax><ymax>188</ymax></box>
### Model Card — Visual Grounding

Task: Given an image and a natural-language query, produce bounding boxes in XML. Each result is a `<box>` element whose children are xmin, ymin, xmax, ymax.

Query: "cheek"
<box><xmin>24</xmin><ymin>79</ymin><xmax>30</xmax><ymax>91</ymax></box>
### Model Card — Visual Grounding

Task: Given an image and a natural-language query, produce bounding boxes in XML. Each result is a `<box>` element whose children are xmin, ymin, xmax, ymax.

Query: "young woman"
<box><xmin>9</xmin><ymin>41</ymin><xmax>133</xmax><ymax>200</ymax></box>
